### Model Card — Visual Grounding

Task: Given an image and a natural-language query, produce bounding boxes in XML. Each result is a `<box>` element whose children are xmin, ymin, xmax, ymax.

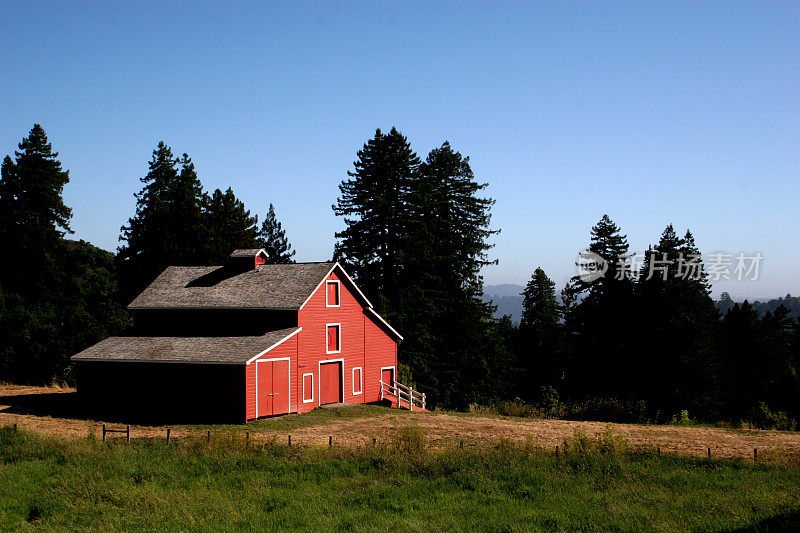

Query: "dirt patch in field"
<box><xmin>2</xmin><ymin>384</ymin><xmax>799</xmax><ymax>461</ymax></box>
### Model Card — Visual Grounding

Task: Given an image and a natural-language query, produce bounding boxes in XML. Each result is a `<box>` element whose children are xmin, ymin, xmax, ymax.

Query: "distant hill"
<box><xmin>483</xmin><ymin>284</ymin><xmax>525</xmax><ymax>323</ymax></box>
<box><xmin>484</xmin><ymin>285</ymin><xmax>800</xmax><ymax>324</ymax></box>
<box><xmin>717</xmin><ymin>293</ymin><xmax>800</xmax><ymax>320</ymax></box>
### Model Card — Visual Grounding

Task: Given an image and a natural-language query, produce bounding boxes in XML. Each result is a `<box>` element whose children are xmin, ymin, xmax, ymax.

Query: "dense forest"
<box><xmin>1</xmin><ymin>124</ymin><xmax>799</xmax><ymax>429</ymax></box>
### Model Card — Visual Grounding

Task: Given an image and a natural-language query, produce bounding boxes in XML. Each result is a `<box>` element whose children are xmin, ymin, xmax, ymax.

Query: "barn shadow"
<box><xmin>0</xmin><ymin>389</ymin><xmax>243</xmax><ymax>426</ymax></box>
<box><xmin>727</xmin><ymin>509</ymin><xmax>800</xmax><ymax>532</ymax></box>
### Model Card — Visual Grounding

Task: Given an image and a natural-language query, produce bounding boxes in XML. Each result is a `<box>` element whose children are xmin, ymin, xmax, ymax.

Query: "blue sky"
<box><xmin>3</xmin><ymin>1</ymin><xmax>798</xmax><ymax>299</ymax></box>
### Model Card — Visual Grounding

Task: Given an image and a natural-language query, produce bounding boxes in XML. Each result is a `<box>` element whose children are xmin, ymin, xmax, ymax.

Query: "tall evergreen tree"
<box><xmin>333</xmin><ymin>127</ymin><xmax>420</xmax><ymax>308</ymax></box>
<box><xmin>395</xmin><ymin>141</ymin><xmax>499</xmax><ymax>408</ymax></box>
<box><xmin>565</xmin><ymin>215</ymin><xmax>636</xmax><ymax>400</ymax></box>
<box><xmin>117</xmin><ymin>144</ymin><xmax>205</xmax><ymax>299</ymax></box>
<box><xmin>0</xmin><ymin>126</ymin><xmax>130</xmax><ymax>383</ymax></box>
<box><xmin>0</xmin><ymin>124</ymin><xmax>72</xmax><ymax>295</ymax></box>
<box><xmin>257</xmin><ymin>203</ymin><xmax>295</xmax><ymax>263</ymax></box>
<box><xmin>635</xmin><ymin>225</ymin><xmax>719</xmax><ymax>420</ymax></box>
<box><xmin>202</xmin><ymin>187</ymin><xmax>259</xmax><ymax>264</ymax></box>
<box><xmin>519</xmin><ymin>267</ymin><xmax>563</xmax><ymax>397</ymax></box>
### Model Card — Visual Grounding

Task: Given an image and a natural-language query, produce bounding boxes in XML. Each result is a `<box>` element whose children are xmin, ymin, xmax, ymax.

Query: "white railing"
<box><xmin>380</xmin><ymin>380</ymin><xmax>426</xmax><ymax>411</ymax></box>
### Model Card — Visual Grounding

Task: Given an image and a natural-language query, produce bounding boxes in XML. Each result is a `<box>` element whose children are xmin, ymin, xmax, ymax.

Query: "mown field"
<box><xmin>2</xmin><ymin>425</ymin><xmax>800</xmax><ymax>532</ymax></box>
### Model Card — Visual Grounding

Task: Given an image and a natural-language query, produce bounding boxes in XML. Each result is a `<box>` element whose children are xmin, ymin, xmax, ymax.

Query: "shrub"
<box><xmin>670</xmin><ymin>410</ymin><xmax>692</xmax><ymax>426</ymax></box>
<box><xmin>747</xmin><ymin>402</ymin><xmax>797</xmax><ymax>431</ymax></box>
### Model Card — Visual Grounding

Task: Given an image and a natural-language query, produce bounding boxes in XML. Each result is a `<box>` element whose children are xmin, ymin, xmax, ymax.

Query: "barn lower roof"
<box><xmin>71</xmin><ymin>327</ymin><xmax>301</xmax><ymax>364</ymax></box>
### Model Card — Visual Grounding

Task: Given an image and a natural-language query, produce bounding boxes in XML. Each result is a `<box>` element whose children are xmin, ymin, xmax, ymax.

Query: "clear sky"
<box><xmin>3</xmin><ymin>1</ymin><xmax>798</xmax><ymax>300</ymax></box>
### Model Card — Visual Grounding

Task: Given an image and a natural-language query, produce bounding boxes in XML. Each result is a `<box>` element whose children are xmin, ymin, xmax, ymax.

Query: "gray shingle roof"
<box><xmin>71</xmin><ymin>327</ymin><xmax>301</xmax><ymax>364</ymax></box>
<box><xmin>128</xmin><ymin>262</ymin><xmax>335</xmax><ymax>310</ymax></box>
<box><xmin>230</xmin><ymin>248</ymin><xmax>266</xmax><ymax>258</ymax></box>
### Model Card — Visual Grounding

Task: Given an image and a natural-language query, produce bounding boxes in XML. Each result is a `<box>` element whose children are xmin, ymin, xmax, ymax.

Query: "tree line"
<box><xmin>1</xmin><ymin>124</ymin><xmax>799</xmax><ymax>429</ymax></box>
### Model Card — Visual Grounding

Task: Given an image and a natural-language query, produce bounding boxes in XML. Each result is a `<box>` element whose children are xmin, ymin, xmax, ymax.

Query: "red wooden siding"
<box><xmin>245</xmin><ymin>333</ymin><xmax>298</xmax><ymax>420</ymax></box>
<box><xmin>245</xmin><ymin>265</ymin><xmax>398</xmax><ymax>420</ymax></box>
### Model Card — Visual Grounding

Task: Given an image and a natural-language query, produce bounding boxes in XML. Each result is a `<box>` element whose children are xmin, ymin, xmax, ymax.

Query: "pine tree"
<box><xmin>333</xmin><ymin>127</ymin><xmax>420</xmax><ymax>306</ymax></box>
<box><xmin>117</xmin><ymin>143</ymin><xmax>205</xmax><ymax>299</ymax></box>
<box><xmin>0</xmin><ymin>126</ymin><xmax>129</xmax><ymax>383</ymax></box>
<box><xmin>519</xmin><ymin>267</ymin><xmax>563</xmax><ymax>397</ymax></box>
<box><xmin>634</xmin><ymin>225</ymin><xmax>719</xmax><ymax>420</ymax></box>
<box><xmin>257</xmin><ymin>203</ymin><xmax>295</xmax><ymax>263</ymax></box>
<box><xmin>202</xmin><ymin>188</ymin><xmax>259</xmax><ymax>263</ymax></box>
<box><xmin>395</xmin><ymin>141</ymin><xmax>499</xmax><ymax>408</ymax></box>
<box><xmin>565</xmin><ymin>215</ymin><xmax>636</xmax><ymax>401</ymax></box>
<box><xmin>0</xmin><ymin>124</ymin><xmax>72</xmax><ymax>295</ymax></box>
<box><xmin>521</xmin><ymin>268</ymin><xmax>560</xmax><ymax>331</ymax></box>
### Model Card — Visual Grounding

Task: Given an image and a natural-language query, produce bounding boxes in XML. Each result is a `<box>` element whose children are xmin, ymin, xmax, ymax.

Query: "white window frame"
<box><xmin>302</xmin><ymin>372</ymin><xmax>315</xmax><ymax>404</ymax></box>
<box><xmin>352</xmin><ymin>367</ymin><xmax>363</xmax><ymax>395</ymax></box>
<box><xmin>318</xmin><ymin>358</ymin><xmax>345</xmax><ymax>406</ymax></box>
<box><xmin>325</xmin><ymin>280</ymin><xmax>341</xmax><ymax>307</ymax></box>
<box><xmin>254</xmin><ymin>357</ymin><xmax>291</xmax><ymax>419</ymax></box>
<box><xmin>326</xmin><ymin>323</ymin><xmax>341</xmax><ymax>354</ymax></box>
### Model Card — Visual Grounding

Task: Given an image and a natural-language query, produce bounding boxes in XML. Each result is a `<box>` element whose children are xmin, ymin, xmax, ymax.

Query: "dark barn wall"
<box><xmin>76</xmin><ymin>361</ymin><xmax>246</xmax><ymax>424</ymax></box>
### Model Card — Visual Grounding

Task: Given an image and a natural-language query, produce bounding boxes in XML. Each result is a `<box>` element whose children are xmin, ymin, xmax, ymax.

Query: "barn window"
<box><xmin>302</xmin><ymin>373</ymin><xmax>314</xmax><ymax>403</ymax></box>
<box><xmin>326</xmin><ymin>280</ymin><xmax>340</xmax><ymax>307</ymax></box>
<box><xmin>352</xmin><ymin>367</ymin><xmax>363</xmax><ymax>395</ymax></box>
<box><xmin>326</xmin><ymin>324</ymin><xmax>341</xmax><ymax>353</ymax></box>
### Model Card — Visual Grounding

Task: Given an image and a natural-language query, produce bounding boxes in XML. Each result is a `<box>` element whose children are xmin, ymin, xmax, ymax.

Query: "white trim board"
<box><xmin>352</xmin><ymin>366</ymin><xmax>363</xmax><ymax>395</ymax></box>
<box><xmin>245</xmin><ymin>327</ymin><xmax>302</xmax><ymax>365</ymax></box>
<box><xmin>302</xmin><ymin>372</ymin><xmax>315</xmax><ymax>404</ymax></box>
<box><xmin>298</xmin><ymin>263</ymin><xmax>373</xmax><ymax>311</ymax></box>
<box><xmin>365</xmin><ymin>307</ymin><xmax>403</xmax><ymax>341</ymax></box>
<box><xmin>318</xmin><ymin>358</ymin><xmax>345</xmax><ymax>406</ymax></box>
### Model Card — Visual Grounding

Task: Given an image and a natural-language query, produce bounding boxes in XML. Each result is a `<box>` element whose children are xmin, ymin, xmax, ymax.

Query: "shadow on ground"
<box><xmin>0</xmin><ymin>390</ymin><xmax>242</xmax><ymax>425</ymax></box>
<box><xmin>729</xmin><ymin>509</ymin><xmax>800</xmax><ymax>532</ymax></box>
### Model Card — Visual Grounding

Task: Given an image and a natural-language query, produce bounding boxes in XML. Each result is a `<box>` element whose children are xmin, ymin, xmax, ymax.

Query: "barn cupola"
<box><xmin>228</xmin><ymin>248</ymin><xmax>269</xmax><ymax>271</ymax></box>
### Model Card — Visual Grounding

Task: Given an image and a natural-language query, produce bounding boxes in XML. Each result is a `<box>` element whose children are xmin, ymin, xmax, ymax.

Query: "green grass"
<box><xmin>1</xmin><ymin>426</ymin><xmax>799</xmax><ymax>532</ymax></box>
<box><xmin>187</xmin><ymin>404</ymin><xmax>410</xmax><ymax>433</ymax></box>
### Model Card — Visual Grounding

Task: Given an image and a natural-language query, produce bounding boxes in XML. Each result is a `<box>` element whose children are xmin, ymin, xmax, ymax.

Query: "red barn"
<box><xmin>71</xmin><ymin>249</ymin><xmax>422</xmax><ymax>423</ymax></box>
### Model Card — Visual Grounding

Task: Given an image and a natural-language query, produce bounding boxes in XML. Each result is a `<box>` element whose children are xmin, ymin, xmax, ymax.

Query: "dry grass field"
<box><xmin>2</xmin><ymin>383</ymin><xmax>799</xmax><ymax>463</ymax></box>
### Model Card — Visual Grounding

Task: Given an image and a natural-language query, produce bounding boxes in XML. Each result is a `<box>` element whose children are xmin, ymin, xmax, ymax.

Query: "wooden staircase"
<box><xmin>380</xmin><ymin>379</ymin><xmax>427</xmax><ymax>412</ymax></box>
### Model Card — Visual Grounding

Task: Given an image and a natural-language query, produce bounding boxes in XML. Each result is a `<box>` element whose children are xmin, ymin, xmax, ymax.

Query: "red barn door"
<box><xmin>320</xmin><ymin>362</ymin><xmax>342</xmax><ymax>404</ymax></box>
<box><xmin>381</xmin><ymin>368</ymin><xmax>394</xmax><ymax>388</ymax></box>
<box><xmin>257</xmin><ymin>359</ymin><xmax>290</xmax><ymax>417</ymax></box>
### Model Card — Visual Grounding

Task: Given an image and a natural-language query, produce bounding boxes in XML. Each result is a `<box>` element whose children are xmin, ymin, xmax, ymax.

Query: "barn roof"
<box><xmin>71</xmin><ymin>327</ymin><xmax>301</xmax><ymax>364</ymax></box>
<box><xmin>128</xmin><ymin>262</ymin><xmax>337</xmax><ymax>310</ymax></box>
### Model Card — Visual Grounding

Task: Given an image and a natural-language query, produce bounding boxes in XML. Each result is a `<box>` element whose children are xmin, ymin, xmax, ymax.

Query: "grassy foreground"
<box><xmin>1</xmin><ymin>426</ymin><xmax>800</xmax><ymax>532</ymax></box>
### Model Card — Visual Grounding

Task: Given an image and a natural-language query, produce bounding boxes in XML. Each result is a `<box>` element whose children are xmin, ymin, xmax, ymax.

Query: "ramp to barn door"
<box><xmin>380</xmin><ymin>378</ymin><xmax>427</xmax><ymax>412</ymax></box>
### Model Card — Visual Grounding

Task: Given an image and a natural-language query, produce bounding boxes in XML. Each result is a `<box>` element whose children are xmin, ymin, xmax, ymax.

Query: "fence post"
<box><xmin>754</xmin><ymin>448</ymin><xmax>758</xmax><ymax>462</ymax></box>
<box><xmin>422</xmin><ymin>393</ymin><xmax>426</xmax><ymax>410</ymax></box>
<box><xmin>556</xmin><ymin>445</ymin><xmax>559</xmax><ymax>458</ymax></box>
<box><xmin>409</xmin><ymin>387</ymin><xmax>413</xmax><ymax>412</ymax></box>
<box><xmin>102</xmin><ymin>424</ymin><xmax>106</xmax><ymax>442</ymax></box>
<box><xmin>373</xmin><ymin>437</ymin><xmax>376</xmax><ymax>448</ymax></box>
<box><xmin>166</xmin><ymin>428</ymin><xmax>171</xmax><ymax>445</ymax></box>
<box><xmin>329</xmin><ymin>436</ymin><xmax>332</xmax><ymax>447</ymax></box>
<box><xmin>126</xmin><ymin>425</ymin><xmax>130</xmax><ymax>443</ymax></box>
<box><xmin>246</xmin><ymin>432</ymin><xmax>250</xmax><ymax>447</ymax></box>
<box><xmin>707</xmin><ymin>447</ymin><xmax>711</xmax><ymax>459</ymax></box>
<box><xmin>207</xmin><ymin>430</ymin><xmax>211</xmax><ymax>444</ymax></box>
<box><xmin>288</xmin><ymin>434</ymin><xmax>291</xmax><ymax>447</ymax></box>
<box><xmin>657</xmin><ymin>447</ymin><xmax>661</xmax><ymax>457</ymax></box>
